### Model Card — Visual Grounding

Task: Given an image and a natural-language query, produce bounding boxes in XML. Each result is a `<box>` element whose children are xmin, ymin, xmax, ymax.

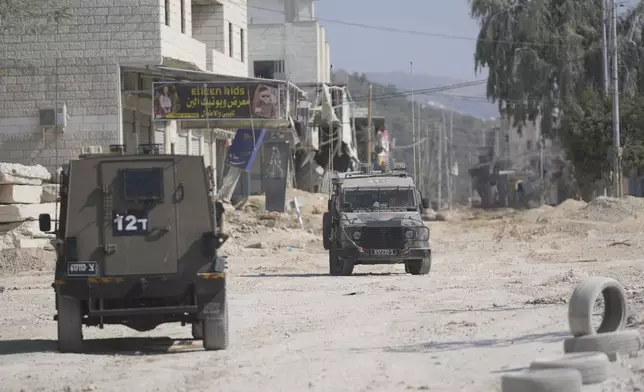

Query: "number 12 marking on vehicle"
<box><xmin>112</xmin><ymin>211</ymin><xmax>148</xmax><ymax>236</ymax></box>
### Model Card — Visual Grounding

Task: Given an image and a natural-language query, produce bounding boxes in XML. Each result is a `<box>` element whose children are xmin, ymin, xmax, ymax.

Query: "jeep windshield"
<box><xmin>342</xmin><ymin>188</ymin><xmax>417</xmax><ymax>211</ymax></box>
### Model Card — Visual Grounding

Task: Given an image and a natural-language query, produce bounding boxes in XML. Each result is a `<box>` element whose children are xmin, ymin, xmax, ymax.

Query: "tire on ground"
<box><xmin>529</xmin><ymin>352</ymin><xmax>609</xmax><ymax>385</ymax></box>
<box><xmin>192</xmin><ymin>321</ymin><xmax>204</xmax><ymax>340</ymax></box>
<box><xmin>501</xmin><ymin>369</ymin><xmax>582</xmax><ymax>392</ymax></box>
<box><xmin>564</xmin><ymin>329</ymin><xmax>642</xmax><ymax>357</ymax></box>
<box><xmin>568</xmin><ymin>276</ymin><xmax>627</xmax><ymax>336</ymax></box>
<box><xmin>322</xmin><ymin>212</ymin><xmax>331</xmax><ymax>250</ymax></box>
<box><xmin>57</xmin><ymin>294</ymin><xmax>83</xmax><ymax>353</ymax></box>
<box><xmin>203</xmin><ymin>298</ymin><xmax>229</xmax><ymax>350</ymax></box>
<box><xmin>405</xmin><ymin>258</ymin><xmax>431</xmax><ymax>275</ymax></box>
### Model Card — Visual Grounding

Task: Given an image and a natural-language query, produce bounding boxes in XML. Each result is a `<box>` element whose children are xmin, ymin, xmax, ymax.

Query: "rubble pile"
<box><xmin>0</xmin><ymin>163</ymin><xmax>58</xmax><ymax>252</ymax></box>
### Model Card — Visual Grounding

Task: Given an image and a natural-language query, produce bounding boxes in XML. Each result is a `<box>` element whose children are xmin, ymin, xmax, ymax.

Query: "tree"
<box><xmin>468</xmin><ymin>0</ymin><xmax>644</xmax><ymax>137</ymax></box>
<box><xmin>557</xmin><ymin>88</ymin><xmax>644</xmax><ymax>199</ymax></box>
<box><xmin>0</xmin><ymin>0</ymin><xmax>71</xmax><ymax>36</ymax></box>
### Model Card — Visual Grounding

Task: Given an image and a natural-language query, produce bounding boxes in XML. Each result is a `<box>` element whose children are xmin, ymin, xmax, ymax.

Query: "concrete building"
<box><xmin>247</xmin><ymin>0</ymin><xmax>331</xmax><ymax>85</ymax></box>
<box><xmin>0</xmin><ymin>0</ymin><xmax>253</xmax><ymax>184</ymax></box>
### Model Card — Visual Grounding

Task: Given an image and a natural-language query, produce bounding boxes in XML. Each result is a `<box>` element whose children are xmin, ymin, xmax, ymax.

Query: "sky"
<box><xmin>315</xmin><ymin>0</ymin><xmax>486</xmax><ymax>81</ymax></box>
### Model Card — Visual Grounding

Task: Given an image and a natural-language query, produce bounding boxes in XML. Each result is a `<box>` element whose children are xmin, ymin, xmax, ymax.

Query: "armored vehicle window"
<box><xmin>343</xmin><ymin>188</ymin><xmax>416</xmax><ymax>210</ymax></box>
<box><xmin>122</xmin><ymin>168</ymin><xmax>164</xmax><ymax>201</ymax></box>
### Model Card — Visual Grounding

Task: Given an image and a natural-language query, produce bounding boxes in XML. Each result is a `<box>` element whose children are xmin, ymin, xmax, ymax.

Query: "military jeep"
<box><xmin>39</xmin><ymin>144</ymin><xmax>229</xmax><ymax>352</ymax></box>
<box><xmin>322</xmin><ymin>164</ymin><xmax>432</xmax><ymax>276</ymax></box>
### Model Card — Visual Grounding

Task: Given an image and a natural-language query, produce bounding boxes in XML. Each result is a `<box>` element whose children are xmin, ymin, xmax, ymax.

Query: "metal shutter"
<box><xmin>191</xmin><ymin>136</ymin><xmax>201</xmax><ymax>156</ymax></box>
<box><xmin>176</xmin><ymin>133</ymin><xmax>188</xmax><ymax>154</ymax></box>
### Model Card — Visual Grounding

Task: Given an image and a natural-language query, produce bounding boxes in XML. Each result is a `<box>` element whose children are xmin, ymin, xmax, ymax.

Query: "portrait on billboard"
<box><xmin>251</xmin><ymin>84</ymin><xmax>278</xmax><ymax>118</ymax></box>
<box><xmin>153</xmin><ymin>83</ymin><xmax>180</xmax><ymax>118</ymax></box>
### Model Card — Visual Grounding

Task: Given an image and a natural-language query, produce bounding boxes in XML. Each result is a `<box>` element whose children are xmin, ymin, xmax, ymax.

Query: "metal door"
<box><xmin>100</xmin><ymin>159</ymin><xmax>178</xmax><ymax>276</ymax></box>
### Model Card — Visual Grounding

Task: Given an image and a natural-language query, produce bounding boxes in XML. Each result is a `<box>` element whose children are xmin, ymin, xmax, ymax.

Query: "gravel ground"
<box><xmin>1</xmin><ymin>198</ymin><xmax>644</xmax><ymax>391</ymax></box>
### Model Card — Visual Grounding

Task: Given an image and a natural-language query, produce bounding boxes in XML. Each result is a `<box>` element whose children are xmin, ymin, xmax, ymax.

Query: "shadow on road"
<box><xmin>239</xmin><ymin>272</ymin><xmax>404</xmax><ymax>278</ymax></box>
<box><xmin>352</xmin><ymin>330</ymin><xmax>569</xmax><ymax>354</ymax></box>
<box><xmin>426</xmin><ymin>304</ymin><xmax>556</xmax><ymax>315</ymax></box>
<box><xmin>0</xmin><ymin>337</ymin><xmax>205</xmax><ymax>356</ymax></box>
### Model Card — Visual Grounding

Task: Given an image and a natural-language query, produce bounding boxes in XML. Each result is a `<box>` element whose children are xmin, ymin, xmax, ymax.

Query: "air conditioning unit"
<box><xmin>39</xmin><ymin>104</ymin><xmax>68</xmax><ymax>127</ymax></box>
<box><xmin>81</xmin><ymin>145</ymin><xmax>102</xmax><ymax>154</ymax></box>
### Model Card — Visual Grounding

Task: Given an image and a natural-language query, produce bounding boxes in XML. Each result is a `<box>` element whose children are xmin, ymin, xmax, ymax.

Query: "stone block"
<box><xmin>0</xmin><ymin>203</ymin><xmax>57</xmax><ymax>223</ymax></box>
<box><xmin>0</xmin><ymin>184</ymin><xmax>43</xmax><ymax>204</ymax></box>
<box><xmin>0</xmin><ymin>162</ymin><xmax>51</xmax><ymax>185</ymax></box>
<box><xmin>41</xmin><ymin>184</ymin><xmax>60</xmax><ymax>203</ymax></box>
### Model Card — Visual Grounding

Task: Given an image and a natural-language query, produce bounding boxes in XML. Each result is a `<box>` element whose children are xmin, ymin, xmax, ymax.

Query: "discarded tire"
<box><xmin>529</xmin><ymin>352</ymin><xmax>609</xmax><ymax>385</ymax></box>
<box><xmin>568</xmin><ymin>276</ymin><xmax>627</xmax><ymax>337</ymax></box>
<box><xmin>564</xmin><ymin>329</ymin><xmax>642</xmax><ymax>357</ymax></box>
<box><xmin>501</xmin><ymin>369</ymin><xmax>582</xmax><ymax>392</ymax></box>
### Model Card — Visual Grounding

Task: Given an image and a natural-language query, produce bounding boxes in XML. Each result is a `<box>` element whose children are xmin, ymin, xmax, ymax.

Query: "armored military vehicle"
<box><xmin>322</xmin><ymin>164</ymin><xmax>431</xmax><ymax>276</ymax></box>
<box><xmin>38</xmin><ymin>144</ymin><xmax>229</xmax><ymax>352</ymax></box>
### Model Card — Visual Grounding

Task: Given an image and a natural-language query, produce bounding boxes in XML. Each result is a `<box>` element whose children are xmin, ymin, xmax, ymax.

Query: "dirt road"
<box><xmin>2</xmin><ymin>197</ymin><xmax>644</xmax><ymax>391</ymax></box>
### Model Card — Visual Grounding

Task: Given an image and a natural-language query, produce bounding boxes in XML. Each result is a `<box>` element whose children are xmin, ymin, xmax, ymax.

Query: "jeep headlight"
<box><xmin>352</xmin><ymin>230</ymin><xmax>361</xmax><ymax>240</ymax></box>
<box><xmin>404</xmin><ymin>229</ymin><xmax>415</xmax><ymax>239</ymax></box>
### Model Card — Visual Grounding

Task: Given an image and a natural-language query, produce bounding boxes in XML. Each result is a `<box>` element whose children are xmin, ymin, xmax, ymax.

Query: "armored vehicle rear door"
<box><xmin>100</xmin><ymin>159</ymin><xmax>178</xmax><ymax>276</ymax></box>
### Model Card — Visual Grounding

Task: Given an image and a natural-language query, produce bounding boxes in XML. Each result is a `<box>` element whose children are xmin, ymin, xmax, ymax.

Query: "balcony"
<box><xmin>211</xmin><ymin>50</ymin><xmax>248</xmax><ymax>77</ymax></box>
<box><xmin>160</xmin><ymin>25</ymin><xmax>207</xmax><ymax>71</ymax></box>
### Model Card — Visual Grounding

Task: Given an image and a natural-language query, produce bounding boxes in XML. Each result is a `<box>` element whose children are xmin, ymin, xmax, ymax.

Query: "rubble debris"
<box><xmin>0</xmin><ymin>162</ymin><xmax>50</xmax><ymax>185</ymax></box>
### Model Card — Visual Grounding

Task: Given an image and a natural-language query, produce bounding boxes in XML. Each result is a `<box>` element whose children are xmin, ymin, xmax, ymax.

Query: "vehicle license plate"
<box><xmin>67</xmin><ymin>261</ymin><xmax>98</xmax><ymax>276</ymax></box>
<box><xmin>370</xmin><ymin>249</ymin><xmax>396</xmax><ymax>256</ymax></box>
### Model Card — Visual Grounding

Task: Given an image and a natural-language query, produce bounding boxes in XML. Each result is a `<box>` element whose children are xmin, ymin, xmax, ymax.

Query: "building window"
<box><xmin>228</xmin><ymin>22</ymin><xmax>233</xmax><ymax>56</ymax></box>
<box><xmin>165</xmin><ymin>0</ymin><xmax>170</xmax><ymax>26</ymax></box>
<box><xmin>180</xmin><ymin>0</ymin><xmax>185</xmax><ymax>33</ymax></box>
<box><xmin>240</xmin><ymin>28</ymin><xmax>245</xmax><ymax>62</ymax></box>
<box><xmin>253</xmin><ymin>60</ymin><xmax>284</xmax><ymax>79</ymax></box>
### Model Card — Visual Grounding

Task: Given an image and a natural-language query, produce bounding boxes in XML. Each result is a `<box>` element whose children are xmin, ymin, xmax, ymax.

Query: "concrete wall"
<box><xmin>248</xmin><ymin>21</ymin><xmax>321</xmax><ymax>84</ymax></box>
<box><xmin>0</xmin><ymin>0</ymin><xmax>163</xmax><ymax>172</ymax></box>
<box><xmin>248</xmin><ymin>0</ymin><xmax>315</xmax><ymax>23</ymax></box>
<box><xmin>192</xmin><ymin>0</ymin><xmax>247</xmax><ymax>75</ymax></box>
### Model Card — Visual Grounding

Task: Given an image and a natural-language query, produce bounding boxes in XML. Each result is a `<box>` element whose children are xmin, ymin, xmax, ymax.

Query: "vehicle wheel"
<box><xmin>329</xmin><ymin>246</ymin><xmax>354</xmax><ymax>276</ymax></box>
<box><xmin>405</xmin><ymin>258</ymin><xmax>431</xmax><ymax>275</ymax></box>
<box><xmin>568</xmin><ymin>276</ymin><xmax>627</xmax><ymax>336</ymax></box>
<box><xmin>191</xmin><ymin>321</ymin><xmax>204</xmax><ymax>340</ymax></box>
<box><xmin>203</xmin><ymin>298</ymin><xmax>229</xmax><ymax>350</ymax></box>
<box><xmin>501</xmin><ymin>369</ymin><xmax>582</xmax><ymax>392</ymax></box>
<box><xmin>57</xmin><ymin>294</ymin><xmax>83</xmax><ymax>353</ymax></box>
<box><xmin>322</xmin><ymin>212</ymin><xmax>331</xmax><ymax>250</ymax></box>
<box><xmin>529</xmin><ymin>352</ymin><xmax>610</xmax><ymax>384</ymax></box>
<box><xmin>564</xmin><ymin>329</ymin><xmax>642</xmax><ymax>357</ymax></box>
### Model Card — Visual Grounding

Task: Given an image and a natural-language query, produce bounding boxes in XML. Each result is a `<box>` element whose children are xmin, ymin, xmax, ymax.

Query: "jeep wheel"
<box><xmin>203</xmin><ymin>299</ymin><xmax>229</xmax><ymax>350</ymax></box>
<box><xmin>322</xmin><ymin>212</ymin><xmax>331</xmax><ymax>250</ymax></box>
<box><xmin>191</xmin><ymin>321</ymin><xmax>204</xmax><ymax>340</ymax></box>
<box><xmin>406</xmin><ymin>258</ymin><xmax>431</xmax><ymax>275</ymax></box>
<box><xmin>329</xmin><ymin>247</ymin><xmax>354</xmax><ymax>276</ymax></box>
<box><xmin>57</xmin><ymin>294</ymin><xmax>83</xmax><ymax>353</ymax></box>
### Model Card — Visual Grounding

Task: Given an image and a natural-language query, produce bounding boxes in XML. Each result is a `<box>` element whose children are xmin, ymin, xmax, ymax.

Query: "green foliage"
<box><xmin>470</xmin><ymin>0</ymin><xmax>644</xmax><ymax>192</ymax></box>
<box><xmin>0</xmin><ymin>0</ymin><xmax>71</xmax><ymax>36</ymax></box>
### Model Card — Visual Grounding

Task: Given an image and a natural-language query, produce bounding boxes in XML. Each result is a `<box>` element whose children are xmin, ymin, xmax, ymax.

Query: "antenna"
<box><xmin>54</xmin><ymin>56</ymin><xmax>60</xmax><ymax>233</ymax></box>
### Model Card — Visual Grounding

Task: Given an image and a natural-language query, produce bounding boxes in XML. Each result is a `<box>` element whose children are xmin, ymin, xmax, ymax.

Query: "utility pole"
<box><xmin>601</xmin><ymin>0</ymin><xmax>609</xmax><ymax>94</ymax></box>
<box><xmin>437</xmin><ymin>119</ymin><xmax>443</xmax><ymax>209</ymax></box>
<box><xmin>410</xmin><ymin>61</ymin><xmax>416</xmax><ymax>183</ymax></box>
<box><xmin>444</xmin><ymin>114</ymin><xmax>450</xmax><ymax>210</ymax></box>
<box><xmin>367</xmin><ymin>84</ymin><xmax>372</xmax><ymax>168</ymax></box>
<box><xmin>610</xmin><ymin>0</ymin><xmax>621</xmax><ymax>197</ymax></box>
<box><xmin>448</xmin><ymin>108</ymin><xmax>454</xmax><ymax>209</ymax></box>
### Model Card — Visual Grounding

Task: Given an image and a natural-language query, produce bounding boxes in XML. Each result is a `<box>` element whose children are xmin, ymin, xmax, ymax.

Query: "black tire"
<box><xmin>203</xmin><ymin>298</ymin><xmax>229</xmax><ymax>350</ymax></box>
<box><xmin>329</xmin><ymin>246</ymin><xmax>354</xmax><ymax>276</ymax></box>
<box><xmin>191</xmin><ymin>322</ymin><xmax>204</xmax><ymax>340</ymax></box>
<box><xmin>322</xmin><ymin>212</ymin><xmax>331</xmax><ymax>250</ymax></box>
<box><xmin>406</xmin><ymin>257</ymin><xmax>431</xmax><ymax>275</ymax></box>
<box><xmin>57</xmin><ymin>294</ymin><xmax>83</xmax><ymax>353</ymax></box>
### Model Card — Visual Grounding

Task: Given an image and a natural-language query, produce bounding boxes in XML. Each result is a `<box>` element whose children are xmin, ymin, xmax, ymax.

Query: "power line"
<box><xmin>234</xmin><ymin>0</ymin><xmax>631</xmax><ymax>49</ymax></box>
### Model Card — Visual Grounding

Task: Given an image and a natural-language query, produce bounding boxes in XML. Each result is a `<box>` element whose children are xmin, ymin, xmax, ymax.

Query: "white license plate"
<box><xmin>370</xmin><ymin>249</ymin><xmax>396</xmax><ymax>256</ymax></box>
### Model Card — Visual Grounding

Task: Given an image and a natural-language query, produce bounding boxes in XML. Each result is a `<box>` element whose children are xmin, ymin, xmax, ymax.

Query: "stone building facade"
<box><xmin>0</xmin><ymin>0</ymin><xmax>249</xmax><ymax>181</ymax></box>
